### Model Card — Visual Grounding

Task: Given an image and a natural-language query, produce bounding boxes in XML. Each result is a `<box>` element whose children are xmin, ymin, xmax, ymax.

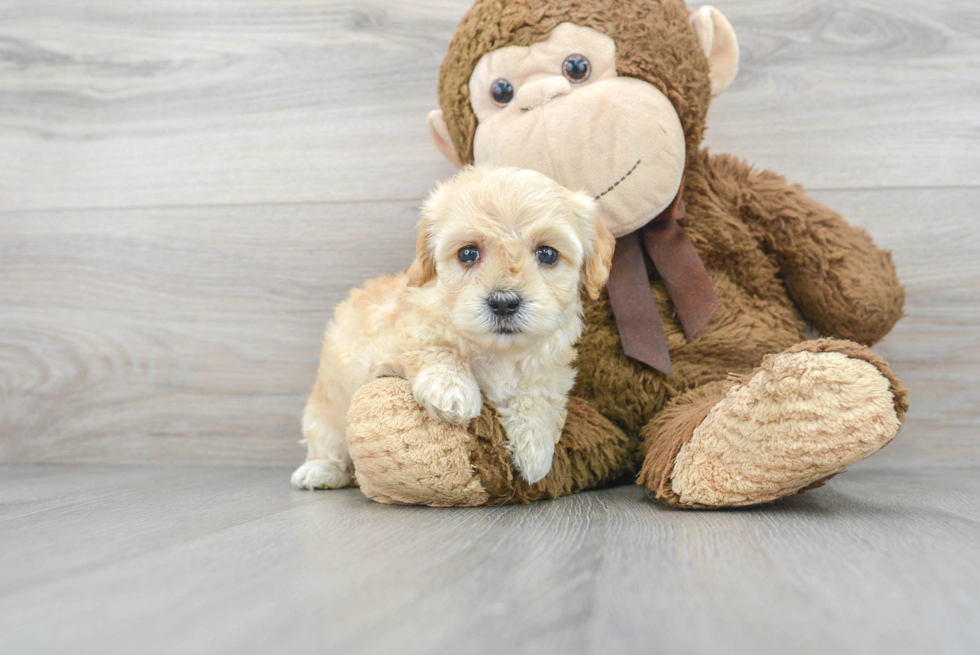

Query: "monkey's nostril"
<box><xmin>487</xmin><ymin>291</ymin><xmax>522</xmax><ymax>317</ymax></box>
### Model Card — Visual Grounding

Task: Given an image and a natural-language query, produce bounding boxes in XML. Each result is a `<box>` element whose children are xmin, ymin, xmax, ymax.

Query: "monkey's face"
<box><xmin>466</xmin><ymin>23</ymin><xmax>686</xmax><ymax>238</ymax></box>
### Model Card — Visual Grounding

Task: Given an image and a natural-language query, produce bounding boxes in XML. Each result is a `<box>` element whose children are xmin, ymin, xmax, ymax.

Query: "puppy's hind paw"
<box><xmin>291</xmin><ymin>459</ymin><xmax>351</xmax><ymax>490</ymax></box>
<box><xmin>412</xmin><ymin>369</ymin><xmax>483</xmax><ymax>426</ymax></box>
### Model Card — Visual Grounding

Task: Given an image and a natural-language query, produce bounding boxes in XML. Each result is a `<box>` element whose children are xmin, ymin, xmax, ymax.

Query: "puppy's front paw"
<box><xmin>512</xmin><ymin>437</ymin><xmax>556</xmax><ymax>485</ymax></box>
<box><xmin>504</xmin><ymin>421</ymin><xmax>560</xmax><ymax>484</ymax></box>
<box><xmin>412</xmin><ymin>369</ymin><xmax>483</xmax><ymax>426</ymax></box>
<box><xmin>291</xmin><ymin>459</ymin><xmax>351</xmax><ymax>490</ymax></box>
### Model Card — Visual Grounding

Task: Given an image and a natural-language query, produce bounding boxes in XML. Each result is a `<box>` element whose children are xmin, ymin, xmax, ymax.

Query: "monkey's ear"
<box><xmin>691</xmin><ymin>6</ymin><xmax>740</xmax><ymax>97</ymax></box>
<box><xmin>427</xmin><ymin>110</ymin><xmax>463</xmax><ymax>168</ymax></box>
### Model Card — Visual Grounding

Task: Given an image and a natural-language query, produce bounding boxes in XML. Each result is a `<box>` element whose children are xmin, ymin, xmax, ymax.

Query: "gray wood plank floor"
<box><xmin>1</xmin><ymin>465</ymin><xmax>978</xmax><ymax>655</ymax></box>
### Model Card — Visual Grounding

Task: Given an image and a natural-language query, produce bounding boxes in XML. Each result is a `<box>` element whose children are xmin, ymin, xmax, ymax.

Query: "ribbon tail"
<box><xmin>642</xmin><ymin>215</ymin><xmax>720</xmax><ymax>341</ymax></box>
<box><xmin>606</xmin><ymin>232</ymin><xmax>673</xmax><ymax>375</ymax></box>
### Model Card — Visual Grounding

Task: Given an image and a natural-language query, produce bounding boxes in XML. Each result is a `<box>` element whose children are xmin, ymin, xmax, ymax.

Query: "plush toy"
<box><xmin>341</xmin><ymin>0</ymin><xmax>909</xmax><ymax>508</ymax></box>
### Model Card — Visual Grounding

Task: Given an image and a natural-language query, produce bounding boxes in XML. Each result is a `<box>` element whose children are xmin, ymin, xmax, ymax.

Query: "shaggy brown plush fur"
<box><xmin>345</xmin><ymin>0</ymin><xmax>908</xmax><ymax>508</ymax></box>
<box><xmin>469</xmin><ymin>396</ymin><xmax>636</xmax><ymax>504</ymax></box>
<box><xmin>573</xmin><ymin>149</ymin><xmax>906</xmax><ymax>440</ymax></box>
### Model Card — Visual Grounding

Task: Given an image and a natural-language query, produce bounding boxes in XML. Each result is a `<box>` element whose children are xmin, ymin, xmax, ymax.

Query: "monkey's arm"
<box><xmin>708</xmin><ymin>153</ymin><xmax>904</xmax><ymax>345</ymax></box>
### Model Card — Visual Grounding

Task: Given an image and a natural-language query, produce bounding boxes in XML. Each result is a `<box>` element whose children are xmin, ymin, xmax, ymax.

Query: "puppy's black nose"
<box><xmin>487</xmin><ymin>291</ymin><xmax>522</xmax><ymax>317</ymax></box>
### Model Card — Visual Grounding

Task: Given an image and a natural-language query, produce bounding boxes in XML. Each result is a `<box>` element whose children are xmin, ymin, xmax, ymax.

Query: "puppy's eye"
<box><xmin>536</xmin><ymin>246</ymin><xmax>559</xmax><ymax>267</ymax></box>
<box><xmin>490</xmin><ymin>79</ymin><xmax>515</xmax><ymax>106</ymax></box>
<box><xmin>562</xmin><ymin>54</ymin><xmax>591</xmax><ymax>83</ymax></box>
<box><xmin>458</xmin><ymin>246</ymin><xmax>480</xmax><ymax>264</ymax></box>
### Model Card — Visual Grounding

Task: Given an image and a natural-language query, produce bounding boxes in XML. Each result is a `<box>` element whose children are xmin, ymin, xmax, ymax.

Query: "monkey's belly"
<box><xmin>573</xmin><ymin>270</ymin><xmax>807</xmax><ymax>438</ymax></box>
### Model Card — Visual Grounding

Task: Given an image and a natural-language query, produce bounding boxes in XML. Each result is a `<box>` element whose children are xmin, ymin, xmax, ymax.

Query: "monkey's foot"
<box><xmin>347</xmin><ymin>377</ymin><xmax>635</xmax><ymax>507</ymax></box>
<box><xmin>642</xmin><ymin>339</ymin><xmax>909</xmax><ymax>508</ymax></box>
<box><xmin>347</xmin><ymin>377</ymin><xmax>490</xmax><ymax>507</ymax></box>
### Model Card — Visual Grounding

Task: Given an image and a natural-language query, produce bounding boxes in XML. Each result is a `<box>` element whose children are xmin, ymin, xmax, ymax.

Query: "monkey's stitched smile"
<box><xmin>595</xmin><ymin>159</ymin><xmax>642</xmax><ymax>200</ymax></box>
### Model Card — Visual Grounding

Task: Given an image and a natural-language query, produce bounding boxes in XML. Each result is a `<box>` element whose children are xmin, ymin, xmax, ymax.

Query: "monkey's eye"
<box><xmin>562</xmin><ymin>54</ymin><xmax>591</xmax><ymax>83</ymax></box>
<box><xmin>535</xmin><ymin>246</ymin><xmax>559</xmax><ymax>267</ymax></box>
<box><xmin>458</xmin><ymin>245</ymin><xmax>481</xmax><ymax>264</ymax></box>
<box><xmin>490</xmin><ymin>79</ymin><xmax>515</xmax><ymax>106</ymax></box>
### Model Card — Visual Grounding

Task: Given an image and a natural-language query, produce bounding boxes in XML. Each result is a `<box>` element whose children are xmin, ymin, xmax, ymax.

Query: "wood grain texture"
<box><xmin>0</xmin><ymin>0</ymin><xmax>460</xmax><ymax>211</ymax></box>
<box><xmin>0</xmin><ymin>201</ymin><xmax>419</xmax><ymax>465</ymax></box>
<box><xmin>0</xmin><ymin>466</ymin><xmax>978</xmax><ymax>655</ymax></box>
<box><xmin>0</xmin><ymin>0</ymin><xmax>977</xmax><ymax>213</ymax></box>
<box><xmin>3</xmin><ymin>190</ymin><xmax>978</xmax><ymax>465</ymax></box>
<box><xmin>703</xmin><ymin>0</ymin><xmax>980</xmax><ymax>190</ymax></box>
<box><xmin>1</xmin><ymin>0</ymin><xmax>979</xmax><ymax>466</ymax></box>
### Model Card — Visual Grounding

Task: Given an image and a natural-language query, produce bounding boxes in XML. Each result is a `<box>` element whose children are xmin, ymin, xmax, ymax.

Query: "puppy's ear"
<box><xmin>406</xmin><ymin>187</ymin><xmax>441</xmax><ymax>287</ymax></box>
<box><xmin>584</xmin><ymin>218</ymin><xmax>616</xmax><ymax>300</ymax></box>
<box><xmin>406</xmin><ymin>224</ymin><xmax>436</xmax><ymax>287</ymax></box>
<box><xmin>572</xmin><ymin>193</ymin><xmax>616</xmax><ymax>300</ymax></box>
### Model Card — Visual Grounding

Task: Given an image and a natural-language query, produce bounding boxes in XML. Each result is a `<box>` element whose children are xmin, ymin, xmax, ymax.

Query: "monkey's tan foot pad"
<box><xmin>669</xmin><ymin>339</ymin><xmax>909</xmax><ymax>508</ymax></box>
<box><xmin>347</xmin><ymin>377</ymin><xmax>491</xmax><ymax>507</ymax></box>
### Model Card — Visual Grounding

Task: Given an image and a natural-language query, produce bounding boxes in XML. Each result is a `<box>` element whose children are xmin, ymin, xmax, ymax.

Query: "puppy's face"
<box><xmin>408</xmin><ymin>166</ymin><xmax>615</xmax><ymax>348</ymax></box>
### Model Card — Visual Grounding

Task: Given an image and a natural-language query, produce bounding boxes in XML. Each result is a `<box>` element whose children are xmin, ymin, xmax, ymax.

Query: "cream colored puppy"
<box><xmin>292</xmin><ymin>166</ymin><xmax>615</xmax><ymax>490</ymax></box>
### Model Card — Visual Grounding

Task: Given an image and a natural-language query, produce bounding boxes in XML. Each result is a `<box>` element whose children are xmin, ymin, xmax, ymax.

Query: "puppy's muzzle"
<box><xmin>487</xmin><ymin>290</ymin><xmax>522</xmax><ymax>317</ymax></box>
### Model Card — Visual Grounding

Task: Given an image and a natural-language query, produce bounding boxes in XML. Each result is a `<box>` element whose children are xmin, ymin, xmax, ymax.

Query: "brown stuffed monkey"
<box><xmin>338</xmin><ymin>0</ymin><xmax>909</xmax><ymax>508</ymax></box>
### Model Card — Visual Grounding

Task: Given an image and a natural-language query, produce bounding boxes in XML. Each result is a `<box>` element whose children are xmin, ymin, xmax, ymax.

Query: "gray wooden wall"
<box><xmin>2</xmin><ymin>0</ymin><xmax>978</xmax><ymax>467</ymax></box>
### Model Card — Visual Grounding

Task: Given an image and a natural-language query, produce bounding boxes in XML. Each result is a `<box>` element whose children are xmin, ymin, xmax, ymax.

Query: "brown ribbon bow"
<box><xmin>604</xmin><ymin>179</ymin><xmax>720</xmax><ymax>375</ymax></box>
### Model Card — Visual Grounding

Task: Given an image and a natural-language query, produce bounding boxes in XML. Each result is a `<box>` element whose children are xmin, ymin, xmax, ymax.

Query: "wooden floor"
<box><xmin>1</xmin><ymin>0</ymin><xmax>979</xmax><ymax>652</ymax></box>
<box><xmin>0</xmin><ymin>465</ymin><xmax>978</xmax><ymax>655</ymax></box>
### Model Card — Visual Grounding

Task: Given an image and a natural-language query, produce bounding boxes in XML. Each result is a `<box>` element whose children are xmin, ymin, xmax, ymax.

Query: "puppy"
<box><xmin>292</xmin><ymin>166</ymin><xmax>615</xmax><ymax>490</ymax></box>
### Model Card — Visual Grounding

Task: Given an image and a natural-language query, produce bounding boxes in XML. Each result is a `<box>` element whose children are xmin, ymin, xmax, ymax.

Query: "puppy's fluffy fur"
<box><xmin>292</xmin><ymin>166</ymin><xmax>615</xmax><ymax>490</ymax></box>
